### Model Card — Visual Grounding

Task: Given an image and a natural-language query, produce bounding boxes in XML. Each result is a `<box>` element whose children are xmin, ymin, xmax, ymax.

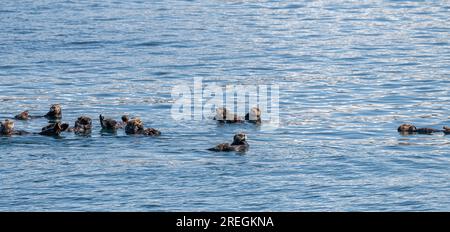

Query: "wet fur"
<box><xmin>67</xmin><ymin>116</ymin><xmax>92</xmax><ymax>135</ymax></box>
<box><xmin>208</xmin><ymin>133</ymin><xmax>249</xmax><ymax>152</ymax></box>
<box><xmin>443</xmin><ymin>126</ymin><xmax>450</xmax><ymax>134</ymax></box>
<box><xmin>398</xmin><ymin>124</ymin><xmax>446</xmax><ymax>135</ymax></box>
<box><xmin>14</xmin><ymin>111</ymin><xmax>30</xmax><ymax>120</ymax></box>
<box><xmin>0</xmin><ymin>120</ymin><xmax>15</xmax><ymax>135</ymax></box>
<box><xmin>213</xmin><ymin>107</ymin><xmax>243</xmax><ymax>123</ymax></box>
<box><xmin>245</xmin><ymin>107</ymin><xmax>262</xmax><ymax>124</ymax></box>
<box><xmin>39</xmin><ymin>122</ymin><xmax>68</xmax><ymax>136</ymax></box>
<box><xmin>125</xmin><ymin>118</ymin><xmax>161</xmax><ymax>136</ymax></box>
<box><xmin>100</xmin><ymin>114</ymin><xmax>128</xmax><ymax>131</ymax></box>
<box><xmin>45</xmin><ymin>104</ymin><xmax>62</xmax><ymax>120</ymax></box>
<box><xmin>0</xmin><ymin>120</ymin><xmax>30</xmax><ymax>136</ymax></box>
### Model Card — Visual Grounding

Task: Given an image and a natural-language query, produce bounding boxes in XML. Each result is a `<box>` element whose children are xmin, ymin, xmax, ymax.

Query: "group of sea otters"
<box><xmin>4</xmin><ymin>104</ymin><xmax>448</xmax><ymax>152</ymax></box>
<box><xmin>0</xmin><ymin>104</ymin><xmax>161</xmax><ymax>137</ymax></box>
<box><xmin>0</xmin><ymin>104</ymin><xmax>262</xmax><ymax>152</ymax></box>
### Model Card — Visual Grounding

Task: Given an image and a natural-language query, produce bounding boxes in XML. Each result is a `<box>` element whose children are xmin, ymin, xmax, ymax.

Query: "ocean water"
<box><xmin>1</xmin><ymin>0</ymin><xmax>449</xmax><ymax>211</ymax></box>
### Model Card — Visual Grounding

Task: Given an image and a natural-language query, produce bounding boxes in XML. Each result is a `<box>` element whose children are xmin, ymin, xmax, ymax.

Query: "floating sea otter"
<box><xmin>213</xmin><ymin>107</ymin><xmax>243</xmax><ymax>123</ymax></box>
<box><xmin>397</xmin><ymin>124</ymin><xmax>450</xmax><ymax>134</ymax></box>
<box><xmin>39</xmin><ymin>122</ymin><xmax>69</xmax><ymax>136</ymax></box>
<box><xmin>125</xmin><ymin>118</ymin><xmax>161</xmax><ymax>136</ymax></box>
<box><xmin>44</xmin><ymin>104</ymin><xmax>62</xmax><ymax>120</ymax></box>
<box><xmin>245</xmin><ymin>107</ymin><xmax>261</xmax><ymax>124</ymax></box>
<box><xmin>208</xmin><ymin>133</ymin><xmax>249</xmax><ymax>152</ymax></box>
<box><xmin>444</xmin><ymin>126</ymin><xmax>450</xmax><ymax>134</ymax></box>
<box><xmin>0</xmin><ymin>120</ymin><xmax>30</xmax><ymax>136</ymax></box>
<box><xmin>67</xmin><ymin>116</ymin><xmax>92</xmax><ymax>135</ymax></box>
<box><xmin>14</xmin><ymin>104</ymin><xmax>62</xmax><ymax>121</ymax></box>
<box><xmin>99</xmin><ymin>114</ymin><xmax>129</xmax><ymax>131</ymax></box>
<box><xmin>14</xmin><ymin>111</ymin><xmax>31</xmax><ymax>120</ymax></box>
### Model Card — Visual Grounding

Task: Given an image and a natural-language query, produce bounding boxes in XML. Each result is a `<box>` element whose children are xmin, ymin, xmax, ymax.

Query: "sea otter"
<box><xmin>142</xmin><ymin>128</ymin><xmax>161</xmax><ymax>136</ymax></box>
<box><xmin>14</xmin><ymin>111</ymin><xmax>30</xmax><ymax>120</ymax></box>
<box><xmin>99</xmin><ymin>114</ymin><xmax>129</xmax><ymax>131</ymax></box>
<box><xmin>67</xmin><ymin>116</ymin><xmax>92</xmax><ymax>135</ymax></box>
<box><xmin>39</xmin><ymin>122</ymin><xmax>69</xmax><ymax>136</ymax></box>
<box><xmin>397</xmin><ymin>124</ymin><xmax>443</xmax><ymax>134</ymax></box>
<box><xmin>0</xmin><ymin>119</ymin><xmax>30</xmax><ymax>136</ymax></box>
<box><xmin>213</xmin><ymin>107</ymin><xmax>243</xmax><ymax>123</ymax></box>
<box><xmin>443</xmin><ymin>126</ymin><xmax>450</xmax><ymax>134</ymax></box>
<box><xmin>208</xmin><ymin>133</ymin><xmax>249</xmax><ymax>152</ymax></box>
<box><xmin>397</xmin><ymin>124</ymin><xmax>417</xmax><ymax>134</ymax></box>
<box><xmin>125</xmin><ymin>118</ymin><xmax>161</xmax><ymax>136</ymax></box>
<box><xmin>245</xmin><ymin>107</ymin><xmax>261</xmax><ymax>124</ymax></box>
<box><xmin>45</xmin><ymin>104</ymin><xmax>62</xmax><ymax>120</ymax></box>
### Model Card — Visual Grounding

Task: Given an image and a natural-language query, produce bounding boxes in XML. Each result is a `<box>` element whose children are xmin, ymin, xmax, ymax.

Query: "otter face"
<box><xmin>125</xmin><ymin>118</ymin><xmax>144</xmax><ymax>134</ymax></box>
<box><xmin>248</xmin><ymin>107</ymin><xmax>261</xmax><ymax>120</ymax></box>
<box><xmin>0</xmin><ymin>120</ymin><xmax>15</xmax><ymax>135</ymax></box>
<box><xmin>74</xmin><ymin>116</ymin><xmax>92</xmax><ymax>133</ymax></box>
<box><xmin>75</xmin><ymin>116</ymin><xmax>92</xmax><ymax>127</ymax></box>
<box><xmin>15</xmin><ymin>111</ymin><xmax>30</xmax><ymax>120</ymax></box>
<box><xmin>45</xmin><ymin>104</ymin><xmax>62</xmax><ymax>119</ymax></box>
<box><xmin>49</xmin><ymin>104</ymin><xmax>61</xmax><ymax>115</ymax></box>
<box><xmin>232</xmin><ymin>133</ymin><xmax>247</xmax><ymax>145</ymax></box>
<box><xmin>398</xmin><ymin>124</ymin><xmax>417</xmax><ymax>133</ymax></box>
<box><xmin>121</xmin><ymin>115</ymin><xmax>129</xmax><ymax>123</ymax></box>
<box><xmin>215</xmin><ymin>107</ymin><xmax>227</xmax><ymax>120</ymax></box>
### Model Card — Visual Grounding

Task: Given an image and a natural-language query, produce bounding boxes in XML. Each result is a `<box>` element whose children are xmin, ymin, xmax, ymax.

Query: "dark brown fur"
<box><xmin>14</xmin><ymin>111</ymin><xmax>30</xmax><ymax>120</ymax></box>
<box><xmin>0</xmin><ymin>120</ymin><xmax>15</xmax><ymax>135</ymax></box>
<box><xmin>213</xmin><ymin>107</ymin><xmax>243</xmax><ymax>123</ymax></box>
<box><xmin>39</xmin><ymin>122</ymin><xmax>68</xmax><ymax>136</ymax></box>
<box><xmin>398</xmin><ymin>124</ymin><xmax>444</xmax><ymax>134</ymax></box>
<box><xmin>0</xmin><ymin>120</ymin><xmax>30</xmax><ymax>136</ymax></box>
<box><xmin>67</xmin><ymin>116</ymin><xmax>92</xmax><ymax>134</ymax></box>
<box><xmin>444</xmin><ymin>126</ymin><xmax>450</xmax><ymax>135</ymax></box>
<box><xmin>208</xmin><ymin>133</ymin><xmax>249</xmax><ymax>152</ymax></box>
<box><xmin>125</xmin><ymin>118</ymin><xmax>161</xmax><ymax>136</ymax></box>
<box><xmin>100</xmin><ymin>114</ymin><xmax>128</xmax><ymax>131</ymax></box>
<box><xmin>45</xmin><ymin>104</ymin><xmax>62</xmax><ymax>120</ymax></box>
<box><xmin>397</xmin><ymin>124</ymin><xmax>417</xmax><ymax>133</ymax></box>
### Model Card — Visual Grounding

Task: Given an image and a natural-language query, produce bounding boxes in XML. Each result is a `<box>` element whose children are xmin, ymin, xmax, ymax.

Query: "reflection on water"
<box><xmin>0</xmin><ymin>0</ymin><xmax>449</xmax><ymax>211</ymax></box>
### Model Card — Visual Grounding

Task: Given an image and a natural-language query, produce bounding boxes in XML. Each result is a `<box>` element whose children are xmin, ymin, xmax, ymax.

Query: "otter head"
<box><xmin>125</xmin><ymin>118</ymin><xmax>144</xmax><ymax>134</ymax></box>
<box><xmin>50</xmin><ymin>104</ymin><xmax>61</xmax><ymax>114</ymax></box>
<box><xmin>232</xmin><ymin>132</ymin><xmax>247</xmax><ymax>145</ymax></box>
<box><xmin>46</xmin><ymin>104</ymin><xmax>62</xmax><ymax>119</ymax></box>
<box><xmin>74</xmin><ymin>116</ymin><xmax>92</xmax><ymax>129</ymax></box>
<box><xmin>15</xmin><ymin>111</ymin><xmax>30</xmax><ymax>120</ymax></box>
<box><xmin>0</xmin><ymin>120</ymin><xmax>15</xmax><ymax>135</ymax></box>
<box><xmin>444</xmin><ymin>126</ymin><xmax>450</xmax><ymax>134</ymax></box>
<box><xmin>248</xmin><ymin>107</ymin><xmax>261</xmax><ymax>120</ymax></box>
<box><xmin>215</xmin><ymin>107</ymin><xmax>227</xmax><ymax>120</ymax></box>
<box><xmin>121</xmin><ymin>115</ymin><xmax>129</xmax><ymax>123</ymax></box>
<box><xmin>397</xmin><ymin>124</ymin><xmax>417</xmax><ymax>133</ymax></box>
